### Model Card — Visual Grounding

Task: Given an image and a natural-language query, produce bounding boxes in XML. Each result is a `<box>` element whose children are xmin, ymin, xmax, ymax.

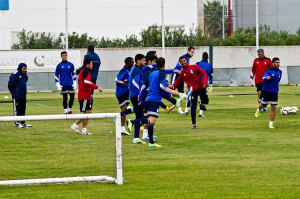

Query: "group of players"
<box><xmin>114</xmin><ymin>47</ymin><xmax>214</xmax><ymax>147</ymax></box>
<box><xmin>8</xmin><ymin>45</ymin><xmax>282</xmax><ymax>143</ymax></box>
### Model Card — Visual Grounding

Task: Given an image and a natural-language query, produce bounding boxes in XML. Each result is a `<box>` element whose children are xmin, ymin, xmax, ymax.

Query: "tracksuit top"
<box><xmin>8</xmin><ymin>64</ymin><xmax>28</xmax><ymax>99</ymax></box>
<box><xmin>76</xmin><ymin>51</ymin><xmax>101</xmax><ymax>80</ymax></box>
<box><xmin>145</xmin><ymin>69</ymin><xmax>171</xmax><ymax>103</ymax></box>
<box><xmin>115</xmin><ymin>66</ymin><xmax>130</xmax><ymax>98</ymax></box>
<box><xmin>173</xmin><ymin>53</ymin><xmax>192</xmax><ymax>72</ymax></box>
<box><xmin>78</xmin><ymin>67</ymin><xmax>98</xmax><ymax>101</ymax></box>
<box><xmin>129</xmin><ymin>65</ymin><xmax>143</xmax><ymax>98</ymax></box>
<box><xmin>173</xmin><ymin>64</ymin><xmax>208</xmax><ymax>91</ymax></box>
<box><xmin>196</xmin><ymin>60</ymin><xmax>213</xmax><ymax>84</ymax></box>
<box><xmin>262</xmin><ymin>67</ymin><xmax>282</xmax><ymax>93</ymax></box>
<box><xmin>250</xmin><ymin>57</ymin><xmax>272</xmax><ymax>84</ymax></box>
<box><xmin>54</xmin><ymin>61</ymin><xmax>76</xmax><ymax>86</ymax></box>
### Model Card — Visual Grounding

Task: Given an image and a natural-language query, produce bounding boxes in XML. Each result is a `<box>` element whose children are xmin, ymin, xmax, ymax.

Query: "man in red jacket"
<box><xmin>250</xmin><ymin>49</ymin><xmax>272</xmax><ymax>117</ymax></box>
<box><xmin>71</xmin><ymin>58</ymin><xmax>102</xmax><ymax>135</ymax></box>
<box><xmin>169</xmin><ymin>56</ymin><xmax>208</xmax><ymax>129</ymax></box>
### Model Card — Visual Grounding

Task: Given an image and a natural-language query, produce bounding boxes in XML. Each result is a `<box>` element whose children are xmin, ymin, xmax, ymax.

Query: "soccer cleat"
<box><xmin>166</xmin><ymin>105</ymin><xmax>176</xmax><ymax>113</ymax></box>
<box><xmin>132</xmin><ymin>138</ymin><xmax>146</xmax><ymax>144</ymax></box>
<box><xmin>178</xmin><ymin>109</ymin><xmax>185</xmax><ymax>114</ymax></box>
<box><xmin>255</xmin><ymin>108</ymin><xmax>260</xmax><ymax>118</ymax></box>
<box><xmin>126</xmin><ymin>120</ymin><xmax>133</xmax><ymax>134</ymax></box>
<box><xmin>192</xmin><ymin>124</ymin><xmax>197</xmax><ymax>129</ymax></box>
<box><xmin>198</xmin><ymin>114</ymin><xmax>204</xmax><ymax>117</ymax></box>
<box><xmin>149</xmin><ymin>143</ymin><xmax>162</xmax><ymax>148</ymax></box>
<box><xmin>17</xmin><ymin>123</ymin><xmax>25</xmax><ymax>128</ymax></box>
<box><xmin>176</xmin><ymin>98</ymin><xmax>183</xmax><ymax>107</ymax></box>
<box><xmin>142</xmin><ymin>136</ymin><xmax>157</xmax><ymax>141</ymax></box>
<box><xmin>269</xmin><ymin>124</ymin><xmax>275</xmax><ymax>129</ymax></box>
<box><xmin>23</xmin><ymin>123</ymin><xmax>32</xmax><ymax>127</ymax></box>
<box><xmin>121</xmin><ymin>130</ymin><xmax>131</xmax><ymax>135</ymax></box>
<box><xmin>67</xmin><ymin>111</ymin><xmax>72</xmax><ymax>114</ymax></box>
<box><xmin>82</xmin><ymin>131</ymin><xmax>93</xmax><ymax>135</ymax></box>
<box><xmin>182</xmin><ymin>111</ymin><xmax>188</xmax><ymax>115</ymax></box>
<box><xmin>186</xmin><ymin>87</ymin><xmax>193</xmax><ymax>99</ymax></box>
<box><xmin>71</xmin><ymin>123</ymin><xmax>80</xmax><ymax>134</ymax></box>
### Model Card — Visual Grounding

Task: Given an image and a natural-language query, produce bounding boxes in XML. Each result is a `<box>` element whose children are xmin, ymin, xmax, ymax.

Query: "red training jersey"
<box><xmin>78</xmin><ymin>67</ymin><xmax>98</xmax><ymax>101</ymax></box>
<box><xmin>173</xmin><ymin>64</ymin><xmax>208</xmax><ymax>91</ymax></box>
<box><xmin>250</xmin><ymin>57</ymin><xmax>272</xmax><ymax>84</ymax></box>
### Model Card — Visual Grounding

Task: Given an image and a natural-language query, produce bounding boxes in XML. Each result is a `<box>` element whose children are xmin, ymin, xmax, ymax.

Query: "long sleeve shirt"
<box><xmin>55</xmin><ymin>61</ymin><xmax>76</xmax><ymax>86</ymax></box>
<box><xmin>129</xmin><ymin>65</ymin><xmax>143</xmax><ymax>98</ymax></box>
<box><xmin>262</xmin><ymin>67</ymin><xmax>282</xmax><ymax>93</ymax></box>
<box><xmin>250</xmin><ymin>57</ymin><xmax>272</xmax><ymax>84</ymax></box>
<box><xmin>115</xmin><ymin>66</ymin><xmax>130</xmax><ymax>98</ymax></box>
<box><xmin>78</xmin><ymin>67</ymin><xmax>98</xmax><ymax>101</ymax></box>
<box><xmin>173</xmin><ymin>64</ymin><xmax>208</xmax><ymax>91</ymax></box>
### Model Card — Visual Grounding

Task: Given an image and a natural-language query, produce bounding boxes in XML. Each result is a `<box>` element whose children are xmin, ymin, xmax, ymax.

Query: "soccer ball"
<box><xmin>280</xmin><ymin>107</ymin><xmax>289</xmax><ymax>115</ymax></box>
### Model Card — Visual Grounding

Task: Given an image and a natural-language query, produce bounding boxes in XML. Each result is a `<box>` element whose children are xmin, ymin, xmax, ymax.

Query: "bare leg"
<box><xmin>270</xmin><ymin>105</ymin><xmax>276</xmax><ymax>122</ymax></box>
<box><xmin>82</xmin><ymin>110</ymin><xmax>92</xmax><ymax>128</ymax></box>
<box><xmin>121</xmin><ymin>104</ymin><xmax>128</xmax><ymax>127</ymax></box>
<box><xmin>257</xmin><ymin>91</ymin><xmax>261</xmax><ymax>104</ymax></box>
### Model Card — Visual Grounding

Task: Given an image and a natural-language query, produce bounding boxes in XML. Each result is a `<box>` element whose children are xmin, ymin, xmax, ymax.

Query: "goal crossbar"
<box><xmin>0</xmin><ymin>113</ymin><xmax>123</xmax><ymax>186</ymax></box>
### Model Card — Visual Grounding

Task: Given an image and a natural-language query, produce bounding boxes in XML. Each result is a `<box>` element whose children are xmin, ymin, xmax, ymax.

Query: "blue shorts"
<box><xmin>117</xmin><ymin>91</ymin><xmax>130</xmax><ymax>108</ymax></box>
<box><xmin>259</xmin><ymin>91</ymin><xmax>278</xmax><ymax>105</ymax></box>
<box><xmin>145</xmin><ymin>101</ymin><xmax>160</xmax><ymax>118</ymax></box>
<box><xmin>61</xmin><ymin>85</ymin><xmax>75</xmax><ymax>94</ymax></box>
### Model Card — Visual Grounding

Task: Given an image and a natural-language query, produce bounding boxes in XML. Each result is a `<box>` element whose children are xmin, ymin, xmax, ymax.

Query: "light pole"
<box><xmin>256</xmin><ymin>0</ymin><xmax>259</xmax><ymax>51</ymax></box>
<box><xmin>65</xmin><ymin>0</ymin><xmax>69</xmax><ymax>50</ymax></box>
<box><xmin>161</xmin><ymin>0</ymin><xmax>165</xmax><ymax>58</ymax></box>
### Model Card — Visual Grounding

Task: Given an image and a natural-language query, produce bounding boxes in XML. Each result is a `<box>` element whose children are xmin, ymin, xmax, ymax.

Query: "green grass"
<box><xmin>0</xmin><ymin>86</ymin><xmax>299</xmax><ymax>199</ymax></box>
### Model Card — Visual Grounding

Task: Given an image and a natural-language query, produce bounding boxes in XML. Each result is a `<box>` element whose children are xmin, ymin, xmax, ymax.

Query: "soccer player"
<box><xmin>8</xmin><ymin>63</ymin><xmax>32</xmax><ymax>128</ymax></box>
<box><xmin>128</xmin><ymin>54</ymin><xmax>146</xmax><ymax>144</ymax></box>
<box><xmin>184</xmin><ymin>52</ymin><xmax>213</xmax><ymax>117</ymax></box>
<box><xmin>170</xmin><ymin>47</ymin><xmax>195</xmax><ymax>114</ymax></box>
<box><xmin>55</xmin><ymin>51</ymin><xmax>76</xmax><ymax>114</ymax></box>
<box><xmin>170</xmin><ymin>56</ymin><xmax>208</xmax><ymax>129</ymax></box>
<box><xmin>256</xmin><ymin>57</ymin><xmax>282</xmax><ymax>129</ymax></box>
<box><xmin>115</xmin><ymin>57</ymin><xmax>134</xmax><ymax>135</ymax></box>
<box><xmin>250</xmin><ymin>49</ymin><xmax>273</xmax><ymax>117</ymax></box>
<box><xmin>131</xmin><ymin>57</ymin><xmax>192</xmax><ymax>147</ymax></box>
<box><xmin>71</xmin><ymin>58</ymin><xmax>103</xmax><ymax>135</ymax></box>
<box><xmin>76</xmin><ymin>44</ymin><xmax>101</xmax><ymax>84</ymax></box>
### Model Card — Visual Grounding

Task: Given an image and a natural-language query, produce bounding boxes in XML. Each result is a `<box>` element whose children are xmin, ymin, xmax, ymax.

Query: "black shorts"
<box><xmin>117</xmin><ymin>91</ymin><xmax>130</xmax><ymax>108</ymax></box>
<box><xmin>255</xmin><ymin>83</ymin><xmax>264</xmax><ymax>92</ymax></box>
<box><xmin>145</xmin><ymin>101</ymin><xmax>160</xmax><ymax>118</ymax></box>
<box><xmin>79</xmin><ymin>99</ymin><xmax>92</xmax><ymax>112</ymax></box>
<box><xmin>259</xmin><ymin>91</ymin><xmax>278</xmax><ymax>105</ymax></box>
<box><xmin>61</xmin><ymin>85</ymin><xmax>75</xmax><ymax>94</ymax></box>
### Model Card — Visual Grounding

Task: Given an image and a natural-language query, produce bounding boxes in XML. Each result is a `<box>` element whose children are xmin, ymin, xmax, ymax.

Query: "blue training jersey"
<box><xmin>129</xmin><ymin>65</ymin><xmax>143</xmax><ymax>98</ymax></box>
<box><xmin>55</xmin><ymin>61</ymin><xmax>76</xmax><ymax>86</ymax></box>
<box><xmin>196</xmin><ymin>60</ymin><xmax>213</xmax><ymax>84</ymax></box>
<box><xmin>262</xmin><ymin>67</ymin><xmax>282</xmax><ymax>93</ymax></box>
<box><xmin>145</xmin><ymin>69</ymin><xmax>171</xmax><ymax>103</ymax></box>
<box><xmin>115</xmin><ymin>66</ymin><xmax>130</xmax><ymax>98</ymax></box>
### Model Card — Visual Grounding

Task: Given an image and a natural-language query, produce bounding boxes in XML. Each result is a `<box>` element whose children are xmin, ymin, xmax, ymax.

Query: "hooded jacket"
<box><xmin>8</xmin><ymin>63</ymin><xmax>28</xmax><ymax>99</ymax></box>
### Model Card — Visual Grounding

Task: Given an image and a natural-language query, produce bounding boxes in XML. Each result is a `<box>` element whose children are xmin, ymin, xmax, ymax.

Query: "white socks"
<box><xmin>199</xmin><ymin>110</ymin><xmax>204</xmax><ymax>115</ymax></box>
<box><xmin>68</xmin><ymin>107</ymin><xmax>72</xmax><ymax>112</ymax></box>
<box><xmin>142</xmin><ymin>129</ymin><xmax>148</xmax><ymax>139</ymax></box>
<box><xmin>179</xmin><ymin>93</ymin><xmax>188</xmax><ymax>99</ymax></box>
<box><xmin>269</xmin><ymin>121</ymin><xmax>273</xmax><ymax>126</ymax></box>
<box><xmin>64</xmin><ymin>109</ymin><xmax>68</xmax><ymax>114</ymax></box>
<box><xmin>82</xmin><ymin>128</ymin><xmax>87</xmax><ymax>133</ymax></box>
<box><xmin>121</xmin><ymin>126</ymin><xmax>126</xmax><ymax>131</ymax></box>
<box><xmin>184</xmin><ymin>106</ymin><xmax>189</xmax><ymax>113</ymax></box>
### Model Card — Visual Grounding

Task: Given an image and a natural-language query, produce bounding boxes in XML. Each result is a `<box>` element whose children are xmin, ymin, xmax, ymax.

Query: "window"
<box><xmin>0</xmin><ymin>0</ymin><xmax>9</xmax><ymax>10</ymax></box>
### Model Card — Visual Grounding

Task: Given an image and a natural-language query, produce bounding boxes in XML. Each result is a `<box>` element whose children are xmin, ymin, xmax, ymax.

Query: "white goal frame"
<box><xmin>0</xmin><ymin>113</ymin><xmax>123</xmax><ymax>185</ymax></box>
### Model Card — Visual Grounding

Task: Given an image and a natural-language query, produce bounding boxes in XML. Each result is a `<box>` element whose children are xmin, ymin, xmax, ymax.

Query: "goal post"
<box><xmin>0</xmin><ymin>113</ymin><xmax>123</xmax><ymax>185</ymax></box>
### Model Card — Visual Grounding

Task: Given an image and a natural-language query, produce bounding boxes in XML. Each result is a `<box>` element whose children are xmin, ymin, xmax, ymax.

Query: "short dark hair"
<box><xmin>257</xmin><ymin>49</ymin><xmax>264</xmax><ymax>53</ymax></box>
<box><xmin>272</xmin><ymin>57</ymin><xmax>280</xmax><ymax>63</ymax></box>
<box><xmin>156</xmin><ymin>57</ymin><xmax>165</xmax><ymax>69</ymax></box>
<box><xmin>202</xmin><ymin>52</ymin><xmax>208</xmax><ymax>60</ymax></box>
<box><xmin>124</xmin><ymin>57</ymin><xmax>133</xmax><ymax>65</ymax></box>
<box><xmin>179</xmin><ymin>55</ymin><xmax>186</xmax><ymax>61</ymax></box>
<box><xmin>146</xmin><ymin>54</ymin><xmax>157</xmax><ymax>63</ymax></box>
<box><xmin>135</xmin><ymin>54</ymin><xmax>145</xmax><ymax>63</ymax></box>
<box><xmin>146</xmin><ymin>51</ymin><xmax>156</xmax><ymax>56</ymax></box>
<box><xmin>87</xmin><ymin>44</ymin><xmax>94</xmax><ymax>52</ymax></box>
<box><xmin>188</xmin><ymin>46</ymin><xmax>195</xmax><ymax>51</ymax></box>
<box><xmin>84</xmin><ymin>58</ymin><xmax>93</xmax><ymax>66</ymax></box>
<box><xmin>61</xmin><ymin>51</ymin><xmax>67</xmax><ymax>56</ymax></box>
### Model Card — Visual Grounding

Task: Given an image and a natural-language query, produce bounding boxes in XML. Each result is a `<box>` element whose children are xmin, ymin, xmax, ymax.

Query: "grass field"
<box><xmin>0</xmin><ymin>86</ymin><xmax>299</xmax><ymax>199</ymax></box>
